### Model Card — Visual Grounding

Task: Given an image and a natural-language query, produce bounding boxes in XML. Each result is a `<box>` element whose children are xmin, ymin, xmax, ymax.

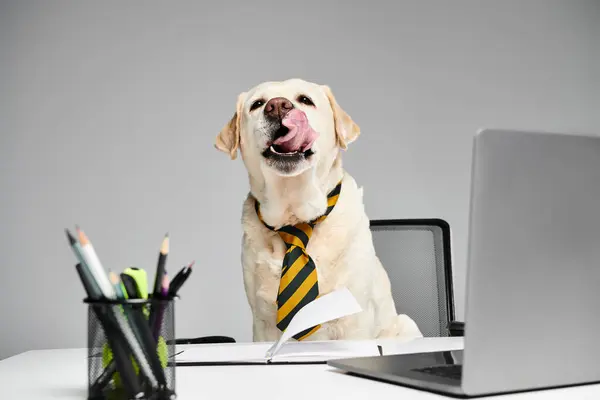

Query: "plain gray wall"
<box><xmin>1</xmin><ymin>0</ymin><xmax>599</xmax><ymax>360</ymax></box>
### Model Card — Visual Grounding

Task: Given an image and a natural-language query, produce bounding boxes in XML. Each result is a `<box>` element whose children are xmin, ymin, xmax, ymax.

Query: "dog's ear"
<box><xmin>215</xmin><ymin>92</ymin><xmax>246</xmax><ymax>160</ymax></box>
<box><xmin>322</xmin><ymin>85</ymin><xmax>360</xmax><ymax>150</ymax></box>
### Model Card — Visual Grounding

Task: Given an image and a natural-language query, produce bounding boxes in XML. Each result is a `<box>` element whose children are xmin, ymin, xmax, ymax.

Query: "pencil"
<box><xmin>110</xmin><ymin>298</ymin><xmax>159</xmax><ymax>389</ymax></box>
<box><xmin>92</xmin><ymin>273</ymin><xmax>134</xmax><ymax>393</ymax></box>
<box><xmin>65</xmin><ymin>228</ymin><xmax>91</xmax><ymax>271</ymax></box>
<box><xmin>152</xmin><ymin>273</ymin><xmax>170</xmax><ymax>341</ymax></box>
<box><xmin>77</xmin><ymin>264</ymin><xmax>143</xmax><ymax>398</ymax></box>
<box><xmin>76</xmin><ymin>226</ymin><xmax>116</xmax><ymax>299</ymax></box>
<box><xmin>152</xmin><ymin>233</ymin><xmax>169</xmax><ymax>296</ymax></box>
<box><xmin>110</xmin><ymin>272</ymin><xmax>167</xmax><ymax>388</ymax></box>
<box><xmin>68</xmin><ymin>231</ymin><xmax>103</xmax><ymax>299</ymax></box>
<box><xmin>75</xmin><ymin>263</ymin><xmax>103</xmax><ymax>300</ymax></box>
<box><xmin>161</xmin><ymin>274</ymin><xmax>170</xmax><ymax>297</ymax></box>
<box><xmin>109</xmin><ymin>271</ymin><xmax>126</xmax><ymax>298</ymax></box>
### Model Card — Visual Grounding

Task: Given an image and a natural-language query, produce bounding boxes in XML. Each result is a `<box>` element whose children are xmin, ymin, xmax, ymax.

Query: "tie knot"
<box><xmin>277</xmin><ymin>223</ymin><xmax>313</xmax><ymax>250</ymax></box>
<box><xmin>254</xmin><ymin>179</ymin><xmax>343</xmax><ymax>242</ymax></box>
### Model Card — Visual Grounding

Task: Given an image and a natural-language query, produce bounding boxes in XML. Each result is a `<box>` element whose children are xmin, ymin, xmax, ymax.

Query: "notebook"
<box><xmin>175</xmin><ymin>340</ymin><xmax>382</xmax><ymax>365</ymax></box>
<box><xmin>174</xmin><ymin>288</ymin><xmax>380</xmax><ymax>365</ymax></box>
<box><xmin>174</xmin><ymin>337</ymin><xmax>465</xmax><ymax>366</ymax></box>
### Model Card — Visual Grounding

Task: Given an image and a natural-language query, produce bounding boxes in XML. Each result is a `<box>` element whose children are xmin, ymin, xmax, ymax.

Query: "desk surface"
<box><xmin>1</xmin><ymin>337</ymin><xmax>598</xmax><ymax>399</ymax></box>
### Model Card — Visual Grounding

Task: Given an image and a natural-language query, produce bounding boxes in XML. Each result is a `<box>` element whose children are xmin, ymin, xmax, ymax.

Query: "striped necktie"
<box><xmin>255</xmin><ymin>181</ymin><xmax>342</xmax><ymax>340</ymax></box>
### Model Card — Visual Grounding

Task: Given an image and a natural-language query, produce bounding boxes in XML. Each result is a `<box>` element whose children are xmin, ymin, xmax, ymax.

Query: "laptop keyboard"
<box><xmin>412</xmin><ymin>365</ymin><xmax>463</xmax><ymax>380</ymax></box>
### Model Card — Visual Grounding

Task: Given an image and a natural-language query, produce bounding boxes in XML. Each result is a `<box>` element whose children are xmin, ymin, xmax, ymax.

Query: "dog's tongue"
<box><xmin>274</xmin><ymin>109</ymin><xmax>319</xmax><ymax>153</ymax></box>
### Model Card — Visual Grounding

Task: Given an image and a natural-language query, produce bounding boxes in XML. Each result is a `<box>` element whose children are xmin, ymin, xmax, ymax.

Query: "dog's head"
<box><xmin>215</xmin><ymin>79</ymin><xmax>359</xmax><ymax>178</ymax></box>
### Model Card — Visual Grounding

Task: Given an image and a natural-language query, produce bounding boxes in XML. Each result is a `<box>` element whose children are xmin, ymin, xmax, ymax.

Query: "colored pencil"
<box><xmin>151</xmin><ymin>273</ymin><xmax>170</xmax><ymax>341</ymax></box>
<box><xmin>71</xmin><ymin>248</ymin><xmax>103</xmax><ymax>300</ymax></box>
<box><xmin>152</xmin><ymin>233</ymin><xmax>169</xmax><ymax>297</ymax></box>
<box><xmin>76</xmin><ymin>226</ymin><xmax>116</xmax><ymax>299</ymax></box>
<box><xmin>110</xmin><ymin>298</ymin><xmax>159</xmax><ymax>389</ymax></box>
<box><xmin>109</xmin><ymin>271</ymin><xmax>126</xmax><ymax>298</ymax></box>
<box><xmin>69</xmin><ymin>227</ymin><xmax>179</xmax><ymax>396</ymax></box>
<box><xmin>161</xmin><ymin>274</ymin><xmax>170</xmax><ymax>297</ymax></box>
<box><xmin>77</xmin><ymin>264</ymin><xmax>143</xmax><ymax>398</ymax></box>
<box><xmin>65</xmin><ymin>229</ymin><xmax>93</xmax><ymax>273</ymax></box>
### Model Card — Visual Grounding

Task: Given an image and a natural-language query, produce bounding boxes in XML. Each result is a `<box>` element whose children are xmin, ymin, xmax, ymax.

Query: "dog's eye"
<box><xmin>250</xmin><ymin>99</ymin><xmax>265</xmax><ymax>111</ymax></box>
<box><xmin>297</xmin><ymin>95</ymin><xmax>315</xmax><ymax>107</ymax></box>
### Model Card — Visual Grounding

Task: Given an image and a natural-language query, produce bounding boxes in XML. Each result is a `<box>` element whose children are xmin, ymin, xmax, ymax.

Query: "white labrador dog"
<box><xmin>215</xmin><ymin>78</ymin><xmax>422</xmax><ymax>342</ymax></box>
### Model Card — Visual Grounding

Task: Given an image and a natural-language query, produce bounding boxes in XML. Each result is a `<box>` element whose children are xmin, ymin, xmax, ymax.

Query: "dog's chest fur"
<box><xmin>240</xmin><ymin>175</ymin><xmax>382</xmax><ymax>340</ymax></box>
<box><xmin>264</xmin><ymin>222</ymin><xmax>347</xmax><ymax>294</ymax></box>
<box><xmin>245</xmin><ymin>217</ymin><xmax>364</xmax><ymax>341</ymax></box>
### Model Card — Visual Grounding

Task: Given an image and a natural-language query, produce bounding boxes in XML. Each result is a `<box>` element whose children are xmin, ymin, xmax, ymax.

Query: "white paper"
<box><xmin>379</xmin><ymin>336</ymin><xmax>464</xmax><ymax>356</ymax></box>
<box><xmin>271</xmin><ymin>340</ymin><xmax>380</xmax><ymax>361</ymax></box>
<box><xmin>175</xmin><ymin>343</ymin><xmax>272</xmax><ymax>364</ymax></box>
<box><xmin>175</xmin><ymin>340</ymin><xmax>380</xmax><ymax>364</ymax></box>
<box><xmin>265</xmin><ymin>287</ymin><xmax>363</xmax><ymax>359</ymax></box>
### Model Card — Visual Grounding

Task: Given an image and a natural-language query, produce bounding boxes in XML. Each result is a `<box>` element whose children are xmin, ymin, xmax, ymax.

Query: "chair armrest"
<box><xmin>168</xmin><ymin>336</ymin><xmax>236</xmax><ymax>345</ymax></box>
<box><xmin>448</xmin><ymin>321</ymin><xmax>465</xmax><ymax>337</ymax></box>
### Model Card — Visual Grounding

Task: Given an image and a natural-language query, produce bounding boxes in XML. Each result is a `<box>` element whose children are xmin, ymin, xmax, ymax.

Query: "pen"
<box><xmin>152</xmin><ymin>234</ymin><xmax>169</xmax><ymax>297</ymax></box>
<box><xmin>168</xmin><ymin>261</ymin><xmax>194</xmax><ymax>296</ymax></box>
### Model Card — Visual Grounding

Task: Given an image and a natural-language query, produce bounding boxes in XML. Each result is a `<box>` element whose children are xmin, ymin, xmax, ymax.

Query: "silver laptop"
<box><xmin>328</xmin><ymin>129</ymin><xmax>600</xmax><ymax>397</ymax></box>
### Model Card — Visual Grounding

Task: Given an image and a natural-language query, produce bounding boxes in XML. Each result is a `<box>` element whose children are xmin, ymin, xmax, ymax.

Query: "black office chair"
<box><xmin>370</xmin><ymin>219</ymin><xmax>463</xmax><ymax>337</ymax></box>
<box><xmin>173</xmin><ymin>218</ymin><xmax>463</xmax><ymax>344</ymax></box>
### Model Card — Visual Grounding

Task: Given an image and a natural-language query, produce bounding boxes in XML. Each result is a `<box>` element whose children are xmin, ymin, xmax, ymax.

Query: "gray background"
<box><xmin>1</xmin><ymin>0</ymin><xmax>598</xmax><ymax>360</ymax></box>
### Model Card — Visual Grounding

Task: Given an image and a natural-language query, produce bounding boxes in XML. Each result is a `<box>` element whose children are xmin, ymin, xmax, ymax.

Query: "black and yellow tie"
<box><xmin>256</xmin><ymin>181</ymin><xmax>342</xmax><ymax>341</ymax></box>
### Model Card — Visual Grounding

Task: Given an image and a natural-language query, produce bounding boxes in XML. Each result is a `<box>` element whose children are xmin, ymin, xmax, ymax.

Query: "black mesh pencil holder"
<box><xmin>85</xmin><ymin>297</ymin><xmax>177</xmax><ymax>400</ymax></box>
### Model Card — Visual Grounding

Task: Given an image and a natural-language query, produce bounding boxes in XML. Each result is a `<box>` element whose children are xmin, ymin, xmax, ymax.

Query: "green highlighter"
<box><xmin>119</xmin><ymin>268</ymin><xmax>168</xmax><ymax>368</ymax></box>
<box><xmin>121</xmin><ymin>267</ymin><xmax>168</xmax><ymax>367</ymax></box>
<box><xmin>122</xmin><ymin>267</ymin><xmax>149</xmax><ymax>300</ymax></box>
<box><xmin>122</xmin><ymin>267</ymin><xmax>150</xmax><ymax>319</ymax></box>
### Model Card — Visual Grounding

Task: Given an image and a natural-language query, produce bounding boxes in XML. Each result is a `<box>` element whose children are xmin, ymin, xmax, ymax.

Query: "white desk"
<box><xmin>1</xmin><ymin>337</ymin><xmax>598</xmax><ymax>399</ymax></box>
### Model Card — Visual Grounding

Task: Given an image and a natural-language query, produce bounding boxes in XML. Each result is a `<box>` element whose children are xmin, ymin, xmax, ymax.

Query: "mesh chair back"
<box><xmin>370</xmin><ymin>219</ymin><xmax>455</xmax><ymax>337</ymax></box>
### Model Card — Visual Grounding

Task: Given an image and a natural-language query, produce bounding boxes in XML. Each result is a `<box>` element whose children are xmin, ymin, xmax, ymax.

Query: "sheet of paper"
<box><xmin>266</xmin><ymin>287</ymin><xmax>363</xmax><ymax>359</ymax></box>
<box><xmin>174</xmin><ymin>340</ymin><xmax>380</xmax><ymax>364</ymax></box>
<box><xmin>175</xmin><ymin>343</ymin><xmax>271</xmax><ymax>364</ymax></box>
<box><xmin>378</xmin><ymin>336</ymin><xmax>464</xmax><ymax>356</ymax></box>
<box><xmin>271</xmin><ymin>340</ymin><xmax>380</xmax><ymax>362</ymax></box>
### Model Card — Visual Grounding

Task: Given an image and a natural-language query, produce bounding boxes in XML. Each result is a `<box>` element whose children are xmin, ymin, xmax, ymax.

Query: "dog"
<box><xmin>215</xmin><ymin>78</ymin><xmax>423</xmax><ymax>342</ymax></box>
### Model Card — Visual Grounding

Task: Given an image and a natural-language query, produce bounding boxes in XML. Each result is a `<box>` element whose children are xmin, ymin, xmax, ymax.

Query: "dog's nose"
<box><xmin>264</xmin><ymin>97</ymin><xmax>294</xmax><ymax>120</ymax></box>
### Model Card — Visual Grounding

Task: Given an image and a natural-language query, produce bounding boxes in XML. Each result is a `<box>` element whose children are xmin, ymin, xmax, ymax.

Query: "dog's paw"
<box><xmin>397</xmin><ymin>314</ymin><xmax>423</xmax><ymax>338</ymax></box>
<box><xmin>253</xmin><ymin>318</ymin><xmax>282</xmax><ymax>342</ymax></box>
<box><xmin>378</xmin><ymin>314</ymin><xmax>423</xmax><ymax>339</ymax></box>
